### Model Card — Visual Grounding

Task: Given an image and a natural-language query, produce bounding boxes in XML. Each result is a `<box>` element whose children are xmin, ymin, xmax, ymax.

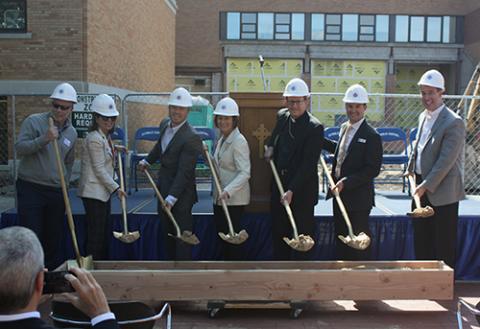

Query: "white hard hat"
<box><xmin>213</xmin><ymin>97</ymin><xmax>239</xmax><ymax>116</ymax></box>
<box><xmin>417</xmin><ymin>69</ymin><xmax>445</xmax><ymax>90</ymax></box>
<box><xmin>283</xmin><ymin>78</ymin><xmax>310</xmax><ymax>97</ymax></box>
<box><xmin>168</xmin><ymin>87</ymin><xmax>192</xmax><ymax>107</ymax></box>
<box><xmin>343</xmin><ymin>84</ymin><xmax>369</xmax><ymax>104</ymax></box>
<box><xmin>50</xmin><ymin>83</ymin><xmax>78</xmax><ymax>103</ymax></box>
<box><xmin>91</xmin><ymin>94</ymin><xmax>119</xmax><ymax>117</ymax></box>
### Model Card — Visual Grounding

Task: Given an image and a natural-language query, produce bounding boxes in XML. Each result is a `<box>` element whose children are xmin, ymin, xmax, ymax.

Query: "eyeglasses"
<box><xmin>98</xmin><ymin>115</ymin><xmax>117</xmax><ymax>122</ymax></box>
<box><xmin>52</xmin><ymin>102</ymin><xmax>72</xmax><ymax>111</ymax></box>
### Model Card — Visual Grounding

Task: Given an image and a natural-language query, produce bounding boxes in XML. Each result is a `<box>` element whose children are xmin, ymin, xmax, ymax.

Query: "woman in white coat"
<box><xmin>212</xmin><ymin>97</ymin><xmax>251</xmax><ymax>260</ymax></box>
<box><xmin>78</xmin><ymin>94</ymin><xmax>126</xmax><ymax>259</ymax></box>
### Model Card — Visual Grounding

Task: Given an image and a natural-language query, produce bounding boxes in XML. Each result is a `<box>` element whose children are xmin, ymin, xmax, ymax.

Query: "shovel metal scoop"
<box><xmin>320</xmin><ymin>156</ymin><xmax>370</xmax><ymax>250</ymax></box>
<box><xmin>406</xmin><ymin>175</ymin><xmax>435</xmax><ymax>218</ymax></box>
<box><xmin>266</xmin><ymin>146</ymin><xmax>314</xmax><ymax>252</ymax></box>
<box><xmin>144</xmin><ymin>169</ymin><xmax>200</xmax><ymax>245</ymax></box>
<box><xmin>50</xmin><ymin>118</ymin><xmax>93</xmax><ymax>269</ymax></box>
<box><xmin>113</xmin><ymin>149</ymin><xmax>140</xmax><ymax>243</ymax></box>
<box><xmin>202</xmin><ymin>143</ymin><xmax>248</xmax><ymax>245</ymax></box>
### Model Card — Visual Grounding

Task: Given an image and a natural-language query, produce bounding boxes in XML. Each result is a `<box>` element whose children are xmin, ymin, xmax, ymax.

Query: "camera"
<box><xmin>42</xmin><ymin>271</ymin><xmax>75</xmax><ymax>294</ymax></box>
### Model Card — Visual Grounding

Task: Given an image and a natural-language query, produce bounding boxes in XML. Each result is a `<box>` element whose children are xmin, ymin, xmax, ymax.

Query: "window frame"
<box><xmin>0</xmin><ymin>0</ymin><xmax>27</xmax><ymax>33</ymax></box>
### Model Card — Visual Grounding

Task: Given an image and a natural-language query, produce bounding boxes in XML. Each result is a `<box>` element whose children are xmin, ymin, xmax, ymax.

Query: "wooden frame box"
<box><xmin>79</xmin><ymin>261</ymin><xmax>453</xmax><ymax>302</ymax></box>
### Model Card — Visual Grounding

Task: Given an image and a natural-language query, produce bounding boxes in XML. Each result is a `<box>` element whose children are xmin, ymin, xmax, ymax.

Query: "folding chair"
<box><xmin>321</xmin><ymin>126</ymin><xmax>340</xmax><ymax>192</ymax></box>
<box><xmin>129</xmin><ymin>127</ymin><xmax>161</xmax><ymax>194</ymax></box>
<box><xmin>375</xmin><ymin>127</ymin><xmax>409</xmax><ymax>192</ymax></box>
<box><xmin>51</xmin><ymin>300</ymin><xmax>171</xmax><ymax>329</ymax></box>
<box><xmin>456</xmin><ymin>298</ymin><xmax>480</xmax><ymax>329</ymax></box>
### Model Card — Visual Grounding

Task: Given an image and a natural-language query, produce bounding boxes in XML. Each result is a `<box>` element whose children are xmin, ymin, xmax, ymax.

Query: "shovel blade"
<box><xmin>113</xmin><ymin>230</ymin><xmax>140</xmax><ymax>243</ymax></box>
<box><xmin>66</xmin><ymin>255</ymin><xmax>94</xmax><ymax>270</ymax></box>
<box><xmin>407</xmin><ymin>206</ymin><xmax>435</xmax><ymax>218</ymax></box>
<box><xmin>218</xmin><ymin>229</ymin><xmax>249</xmax><ymax>245</ymax></box>
<box><xmin>167</xmin><ymin>231</ymin><xmax>200</xmax><ymax>245</ymax></box>
<box><xmin>283</xmin><ymin>234</ymin><xmax>315</xmax><ymax>252</ymax></box>
<box><xmin>338</xmin><ymin>232</ymin><xmax>371</xmax><ymax>250</ymax></box>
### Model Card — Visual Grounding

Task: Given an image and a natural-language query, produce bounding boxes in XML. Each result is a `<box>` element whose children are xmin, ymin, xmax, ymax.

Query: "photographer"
<box><xmin>0</xmin><ymin>226</ymin><xmax>118</xmax><ymax>329</ymax></box>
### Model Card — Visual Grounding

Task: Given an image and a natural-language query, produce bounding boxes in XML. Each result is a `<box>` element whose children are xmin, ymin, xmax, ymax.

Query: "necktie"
<box><xmin>335</xmin><ymin>124</ymin><xmax>351</xmax><ymax>178</ymax></box>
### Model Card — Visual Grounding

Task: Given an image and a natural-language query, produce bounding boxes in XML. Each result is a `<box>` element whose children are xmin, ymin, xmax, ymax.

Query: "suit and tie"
<box><xmin>323</xmin><ymin>119</ymin><xmax>383</xmax><ymax>260</ymax></box>
<box><xmin>145</xmin><ymin>118</ymin><xmax>202</xmax><ymax>260</ymax></box>
<box><xmin>267</xmin><ymin>108</ymin><xmax>324</xmax><ymax>260</ymax></box>
<box><xmin>407</xmin><ymin>105</ymin><xmax>465</xmax><ymax>268</ymax></box>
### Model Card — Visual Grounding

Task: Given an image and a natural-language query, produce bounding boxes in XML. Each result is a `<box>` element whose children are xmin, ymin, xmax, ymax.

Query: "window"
<box><xmin>258</xmin><ymin>13</ymin><xmax>273</xmax><ymax>39</ymax></box>
<box><xmin>311</xmin><ymin>14</ymin><xmax>325</xmax><ymax>40</ymax></box>
<box><xmin>227</xmin><ymin>12</ymin><xmax>240</xmax><ymax>39</ymax></box>
<box><xmin>443</xmin><ymin>16</ymin><xmax>456</xmax><ymax>43</ymax></box>
<box><xmin>291</xmin><ymin>13</ymin><xmax>305</xmax><ymax>40</ymax></box>
<box><xmin>0</xmin><ymin>0</ymin><xmax>26</xmax><ymax>33</ymax></box>
<box><xmin>275</xmin><ymin>13</ymin><xmax>290</xmax><ymax>39</ymax></box>
<box><xmin>427</xmin><ymin>17</ymin><xmax>441</xmax><ymax>42</ymax></box>
<box><xmin>359</xmin><ymin>15</ymin><xmax>374</xmax><ymax>41</ymax></box>
<box><xmin>375</xmin><ymin>15</ymin><xmax>389</xmax><ymax>42</ymax></box>
<box><xmin>342</xmin><ymin>14</ymin><xmax>358</xmax><ymax>41</ymax></box>
<box><xmin>410</xmin><ymin>16</ymin><xmax>425</xmax><ymax>42</ymax></box>
<box><xmin>395</xmin><ymin>15</ymin><xmax>409</xmax><ymax>42</ymax></box>
<box><xmin>325</xmin><ymin>14</ymin><xmax>341</xmax><ymax>41</ymax></box>
<box><xmin>241</xmin><ymin>13</ymin><xmax>256</xmax><ymax>39</ymax></box>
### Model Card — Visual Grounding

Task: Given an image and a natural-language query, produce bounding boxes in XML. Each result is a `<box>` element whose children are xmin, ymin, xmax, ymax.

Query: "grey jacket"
<box><xmin>16</xmin><ymin>112</ymin><xmax>77</xmax><ymax>187</ymax></box>
<box><xmin>407</xmin><ymin>106</ymin><xmax>465</xmax><ymax>206</ymax></box>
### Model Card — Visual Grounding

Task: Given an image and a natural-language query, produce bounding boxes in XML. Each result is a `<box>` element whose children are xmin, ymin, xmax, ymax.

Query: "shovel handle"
<box><xmin>202</xmin><ymin>143</ymin><xmax>236</xmax><ymax>235</ymax></box>
<box><xmin>407</xmin><ymin>174</ymin><xmax>422</xmax><ymax>210</ymax></box>
<box><xmin>319</xmin><ymin>156</ymin><xmax>355</xmax><ymax>237</ymax></box>
<box><xmin>116</xmin><ymin>150</ymin><xmax>128</xmax><ymax>233</ymax></box>
<box><xmin>265</xmin><ymin>146</ymin><xmax>299</xmax><ymax>239</ymax></box>
<box><xmin>49</xmin><ymin>118</ymin><xmax>82</xmax><ymax>267</ymax></box>
<box><xmin>144</xmin><ymin>169</ymin><xmax>181</xmax><ymax>236</ymax></box>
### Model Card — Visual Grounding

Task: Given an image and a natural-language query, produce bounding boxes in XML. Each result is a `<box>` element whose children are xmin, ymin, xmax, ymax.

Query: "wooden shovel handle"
<box><xmin>407</xmin><ymin>174</ymin><xmax>422</xmax><ymax>209</ymax></box>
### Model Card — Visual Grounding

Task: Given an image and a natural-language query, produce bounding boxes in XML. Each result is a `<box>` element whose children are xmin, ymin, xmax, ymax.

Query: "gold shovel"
<box><xmin>406</xmin><ymin>174</ymin><xmax>435</xmax><ymax>218</ymax></box>
<box><xmin>49</xmin><ymin>118</ymin><xmax>93</xmax><ymax>269</ymax></box>
<box><xmin>144</xmin><ymin>169</ymin><xmax>200</xmax><ymax>245</ymax></box>
<box><xmin>202</xmin><ymin>143</ymin><xmax>248</xmax><ymax>245</ymax></box>
<box><xmin>266</xmin><ymin>146</ymin><xmax>314</xmax><ymax>252</ymax></box>
<box><xmin>320</xmin><ymin>156</ymin><xmax>370</xmax><ymax>250</ymax></box>
<box><xmin>113</xmin><ymin>149</ymin><xmax>140</xmax><ymax>243</ymax></box>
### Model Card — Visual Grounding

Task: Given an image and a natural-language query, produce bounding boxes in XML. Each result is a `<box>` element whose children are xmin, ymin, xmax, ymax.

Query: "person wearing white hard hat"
<box><xmin>211</xmin><ymin>97</ymin><xmax>251</xmax><ymax>260</ymax></box>
<box><xmin>406</xmin><ymin>69</ymin><xmax>465</xmax><ymax>269</ymax></box>
<box><xmin>77</xmin><ymin>94</ymin><xmax>126</xmax><ymax>259</ymax></box>
<box><xmin>139</xmin><ymin>87</ymin><xmax>202</xmax><ymax>260</ymax></box>
<box><xmin>323</xmin><ymin>84</ymin><xmax>383</xmax><ymax>260</ymax></box>
<box><xmin>15</xmin><ymin>82</ymin><xmax>78</xmax><ymax>270</ymax></box>
<box><xmin>265</xmin><ymin>78</ymin><xmax>324</xmax><ymax>260</ymax></box>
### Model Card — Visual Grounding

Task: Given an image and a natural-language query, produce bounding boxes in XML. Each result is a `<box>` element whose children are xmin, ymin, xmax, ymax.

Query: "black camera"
<box><xmin>42</xmin><ymin>271</ymin><xmax>75</xmax><ymax>294</ymax></box>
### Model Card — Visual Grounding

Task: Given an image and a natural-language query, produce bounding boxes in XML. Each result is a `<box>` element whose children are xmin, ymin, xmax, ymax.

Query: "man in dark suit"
<box><xmin>323</xmin><ymin>84</ymin><xmax>383</xmax><ymax>260</ymax></box>
<box><xmin>0</xmin><ymin>226</ymin><xmax>118</xmax><ymax>329</ymax></box>
<box><xmin>406</xmin><ymin>69</ymin><xmax>465</xmax><ymax>269</ymax></box>
<box><xmin>139</xmin><ymin>87</ymin><xmax>202</xmax><ymax>260</ymax></box>
<box><xmin>265</xmin><ymin>78</ymin><xmax>324</xmax><ymax>260</ymax></box>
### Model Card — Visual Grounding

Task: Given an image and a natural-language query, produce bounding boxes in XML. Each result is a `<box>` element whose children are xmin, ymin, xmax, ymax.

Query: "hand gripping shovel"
<box><xmin>113</xmin><ymin>149</ymin><xmax>140</xmax><ymax>243</ymax></box>
<box><xmin>144</xmin><ymin>168</ymin><xmax>199</xmax><ymax>245</ymax></box>
<box><xmin>265</xmin><ymin>146</ymin><xmax>314</xmax><ymax>252</ymax></box>
<box><xmin>406</xmin><ymin>174</ymin><xmax>434</xmax><ymax>218</ymax></box>
<box><xmin>49</xmin><ymin>118</ymin><xmax>93</xmax><ymax>269</ymax></box>
<box><xmin>202</xmin><ymin>143</ymin><xmax>248</xmax><ymax>245</ymax></box>
<box><xmin>320</xmin><ymin>156</ymin><xmax>370</xmax><ymax>250</ymax></box>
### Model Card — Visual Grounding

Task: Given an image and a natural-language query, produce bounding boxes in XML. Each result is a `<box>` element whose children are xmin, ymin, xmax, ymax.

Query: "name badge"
<box><xmin>63</xmin><ymin>137</ymin><xmax>71</xmax><ymax>147</ymax></box>
<box><xmin>357</xmin><ymin>138</ymin><xmax>366</xmax><ymax>143</ymax></box>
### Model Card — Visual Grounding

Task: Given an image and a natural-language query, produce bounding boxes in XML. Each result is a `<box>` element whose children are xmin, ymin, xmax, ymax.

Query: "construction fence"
<box><xmin>0</xmin><ymin>92</ymin><xmax>479</xmax><ymax>202</ymax></box>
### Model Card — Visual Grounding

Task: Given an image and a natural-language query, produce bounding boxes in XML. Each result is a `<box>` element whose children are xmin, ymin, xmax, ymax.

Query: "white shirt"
<box><xmin>161</xmin><ymin>119</ymin><xmax>187</xmax><ymax>153</ymax></box>
<box><xmin>0</xmin><ymin>311</ymin><xmax>115</xmax><ymax>326</ymax></box>
<box><xmin>343</xmin><ymin>118</ymin><xmax>365</xmax><ymax>150</ymax></box>
<box><xmin>415</xmin><ymin>104</ymin><xmax>444</xmax><ymax>174</ymax></box>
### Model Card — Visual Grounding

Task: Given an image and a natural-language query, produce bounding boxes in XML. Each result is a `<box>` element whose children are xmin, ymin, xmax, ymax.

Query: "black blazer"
<box><xmin>268</xmin><ymin>108</ymin><xmax>324</xmax><ymax>206</ymax></box>
<box><xmin>323</xmin><ymin>120</ymin><xmax>382</xmax><ymax>211</ymax></box>
<box><xmin>145</xmin><ymin>118</ymin><xmax>202</xmax><ymax>206</ymax></box>
<box><xmin>0</xmin><ymin>317</ymin><xmax>118</xmax><ymax>329</ymax></box>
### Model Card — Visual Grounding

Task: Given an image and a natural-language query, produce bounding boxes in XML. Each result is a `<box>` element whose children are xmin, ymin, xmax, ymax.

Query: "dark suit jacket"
<box><xmin>0</xmin><ymin>317</ymin><xmax>118</xmax><ymax>329</ymax></box>
<box><xmin>268</xmin><ymin>108</ymin><xmax>324</xmax><ymax>206</ymax></box>
<box><xmin>145</xmin><ymin>118</ymin><xmax>202</xmax><ymax>207</ymax></box>
<box><xmin>323</xmin><ymin>119</ymin><xmax>383</xmax><ymax>212</ymax></box>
